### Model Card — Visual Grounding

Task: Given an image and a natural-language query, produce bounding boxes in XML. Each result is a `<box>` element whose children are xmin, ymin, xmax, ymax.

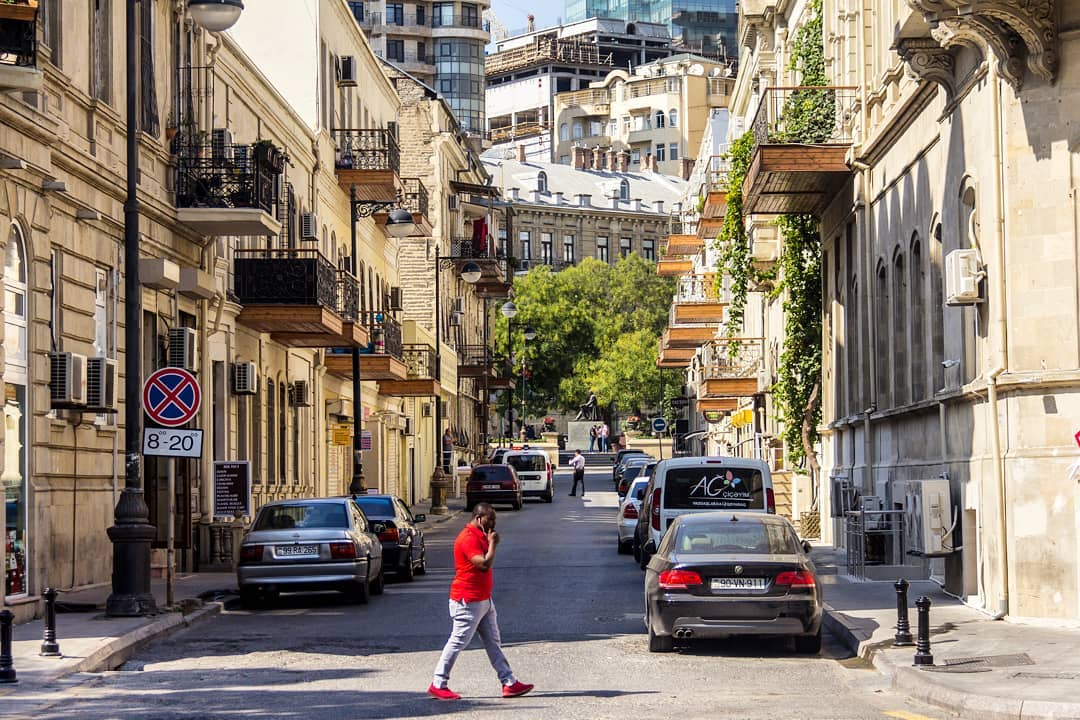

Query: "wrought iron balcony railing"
<box><xmin>402</xmin><ymin>343</ymin><xmax>436</xmax><ymax>379</ymax></box>
<box><xmin>361</xmin><ymin>311</ymin><xmax>403</xmax><ymax>359</ymax></box>
<box><xmin>400</xmin><ymin>177</ymin><xmax>429</xmax><ymax>218</ymax></box>
<box><xmin>676</xmin><ymin>275</ymin><xmax>728</xmax><ymax>304</ymax></box>
<box><xmin>706</xmin><ymin>153</ymin><xmax>731</xmax><ymax>192</ymax></box>
<box><xmin>448</xmin><ymin>236</ymin><xmax>504</xmax><ymax>261</ymax></box>
<box><xmin>700</xmin><ymin>339</ymin><xmax>763</xmax><ymax>379</ymax></box>
<box><xmin>0</xmin><ymin>1</ymin><xmax>38</xmax><ymax>69</ymax></box>
<box><xmin>750</xmin><ymin>86</ymin><xmax>858</xmax><ymax>147</ymax></box>
<box><xmin>333</xmin><ymin>128</ymin><xmax>400</xmax><ymax>174</ymax></box>
<box><xmin>174</xmin><ymin>139</ymin><xmax>283</xmax><ymax>215</ymax></box>
<box><xmin>457</xmin><ymin>344</ymin><xmax>493</xmax><ymax>367</ymax></box>
<box><xmin>234</xmin><ymin>249</ymin><xmax>338</xmax><ymax>308</ymax></box>
<box><xmin>668</xmin><ymin>216</ymin><xmax>698</xmax><ymax>236</ymax></box>
<box><xmin>335</xmin><ymin>270</ymin><xmax>360</xmax><ymax>321</ymax></box>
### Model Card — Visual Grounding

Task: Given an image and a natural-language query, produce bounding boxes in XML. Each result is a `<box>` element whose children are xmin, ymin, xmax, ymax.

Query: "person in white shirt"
<box><xmin>568</xmin><ymin>449</ymin><xmax>586</xmax><ymax>497</ymax></box>
<box><xmin>598</xmin><ymin>423</ymin><xmax>610</xmax><ymax>452</ymax></box>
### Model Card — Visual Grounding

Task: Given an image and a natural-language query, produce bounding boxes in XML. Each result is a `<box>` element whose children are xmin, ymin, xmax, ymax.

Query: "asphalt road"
<box><xmin>19</xmin><ymin>467</ymin><xmax>950</xmax><ymax>720</ymax></box>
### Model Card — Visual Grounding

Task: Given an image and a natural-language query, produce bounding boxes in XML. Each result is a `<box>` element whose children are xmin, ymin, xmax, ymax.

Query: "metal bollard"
<box><xmin>40</xmin><ymin>588</ymin><xmax>61</xmax><ymax>657</ymax></box>
<box><xmin>894</xmin><ymin>578</ymin><xmax>914</xmax><ymax>646</ymax></box>
<box><xmin>913</xmin><ymin>595</ymin><xmax>934</xmax><ymax>666</ymax></box>
<box><xmin>0</xmin><ymin>609</ymin><xmax>16</xmax><ymax>683</ymax></box>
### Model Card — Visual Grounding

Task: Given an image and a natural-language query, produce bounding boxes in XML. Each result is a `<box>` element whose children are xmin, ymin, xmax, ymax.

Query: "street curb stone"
<box><xmin>823</xmin><ymin>605</ymin><xmax>1080</xmax><ymax>720</ymax></box>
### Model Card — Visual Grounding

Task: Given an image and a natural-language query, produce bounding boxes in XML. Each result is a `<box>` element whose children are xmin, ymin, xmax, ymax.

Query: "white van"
<box><xmin>639</xmin><ymin>456</ymin><xmax>774</xmax><ymax>562</ymax></box>
<box><xmin>502</xmin><ymin>450</ymin><xmax>554</xmax><ymax>503</ymax></box>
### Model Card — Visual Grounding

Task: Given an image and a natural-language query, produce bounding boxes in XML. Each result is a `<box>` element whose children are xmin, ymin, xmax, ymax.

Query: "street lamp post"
<box><xmin>499</xmin><ymin>301</ymin><xmax>534</xmax><ymax>443</ymax></box>
<box><xmin>107</xmin><ymin>0</ymin><xmax>246</xmax><ymax>617</ymax></box>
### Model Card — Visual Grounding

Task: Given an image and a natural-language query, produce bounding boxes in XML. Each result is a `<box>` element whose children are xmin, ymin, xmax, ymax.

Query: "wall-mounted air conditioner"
<box><xmin>944</xmin><ymin>249</ymin><xmax>984</xmax><ymax>305</ymax></box>
<box><xmin>86</xmin><ymin>356</ymin><xmax>117</xmax><ymax>410</ymax></box>
<box><xmin>232</xmin><ymin>361</ymin><xmax>259</xmax><ymax>395</ymax></box>
<box><xmin>49</xmin><ymin>351</ymin><xmax>88</xmax><ymax>408</ymax></box>
<box><xmin>389</xmin><ymin>286</ymin><xmax>403</xmax><ymax>311</ymax></box>
<box><xmin>289</xmin><ymin>380</ymin><xmax>311</xmax><ymax>407</ymax></box>
<box><xmin>903</xmin><ymin>479</ymin><xmax>954</xmax><ymax>556</ymax></box>
<box><xmin>447</xmin><ymin>195</ymin><xmax>459</xmax><ymax>210</ymax></box>
<box><xmin>338</xmin><ymin>56</ymin><xmax>358</xmax><ymax>87</ymax></box>
<box><xmin>168</xmin><ymin>327</ymin><xmax>197</xmax><ymax>371</ymax></box>
<box><xmin>300</xmin><ymin>212</ymin><xmax>319</xmax><ymax>241</ymax></box>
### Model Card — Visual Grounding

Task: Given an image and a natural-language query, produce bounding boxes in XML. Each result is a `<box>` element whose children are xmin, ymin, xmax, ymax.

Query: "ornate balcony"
<box><xmin>702</xmin><ymin>154</ymin><xmax>730</xmax><ymax>219</ymax></box>
<box><xmin>446</xmin><ymin>238</ymin><xmax>512</xmax><ymax>297</ymax></box>
<box><xmin>657</xmin><ymin>343</ymin><xmax>695</xmax><ymax>369</ymax></box>
<box><xmin>457</xmin><ymin>344</ymin><xmax>494</xmax><ymax>379</ymax></box>
<box><xmin>174</xmin><ymin>137</ymin><xmax>284</xmax><ymax>236</ymax></box>
<box><xmin>664</xmin><ymin>234</ymin><xmax>703</xmax><ymax>257</ymax></box>
<box><xmin>662</xmin><ymin>325</ymin><xmax>716</xmax><ymax>349</ymax></box>
<box><xmin>373</xmin><ymin>177</ymin><xmax>431</xmax><ymax>237</ymax></box>
<box><xmin>698</xmin><ymin>397</ymin><xmax>739</xmax><ymax>413</ymax></box>
<box><xmin>698</xmin><ymin>339</ymin><xmax>763</xmax><ymax>399</ymax></box>
<box><xmin>743</xmin><ymin>86</ymin><xmax>857</xmax><ymax>216</ymax></box>
<box><xmin>657</xmin><ymin>258</ymin><xmax>694</xmax><ymax>276</ymax></box>
<box><xmin>379</xmin><ymin>343</ymin><xmax>440</xmax><ymax>396</ymax></box>
<box><xmin>0</xmin><ymin>0</ymin><xmax>42</xmax><ymax>92</ymax></box>
<box><xmin>673</xmin><ymin>275</ymin><xmax>727</xmax><ymax>325</ymax></box>
<box><xmin>334</xmin><ymin>128</ymin><xmax>402</xmax><ymax>201</ymax></box>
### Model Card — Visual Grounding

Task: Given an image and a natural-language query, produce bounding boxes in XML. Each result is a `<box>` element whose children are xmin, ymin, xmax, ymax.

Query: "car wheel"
<box><xmin>795</xmin><ymin>629</ymin><xmax>822</xmax><ymax>654</ymax></box>
<box><xmin>646</xmin><ymin>608</ymin><xmax>674</xmax><ymax>653</ymax></box>
<box><xmin>347</xmin><ymin>576</ymin><xmax>370</xmax><ymax>605</ymax></box>
<box><xmin>371</xmin><ymin>569</ymin><xmax>385</xmax><ymax>596</ymax></box>
<box><xmin>400</xmin><ymin>551</ymin><xmax>415</xmax><ymax>582</ymax></box>
<box><xmin>239</xmin><ymin>587</ymin><xmax>261</xmax><ymax>609</ymax></box>
<box><xmin>415</xmin><ymin>551</ymin><xmax>427</xmax><ymax>576</ymax></box>
<box><xmin>543</xmin><ymin>485</ymin><xmax>554</xmax><ymax>503</ymax></box>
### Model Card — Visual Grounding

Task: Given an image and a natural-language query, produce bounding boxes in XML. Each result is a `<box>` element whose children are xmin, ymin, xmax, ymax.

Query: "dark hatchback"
<box><xmin>613</xmin><ymin>449</ymin><xmax>651</xmax><ymax>488</ymax></box>
<box><xmin>643</xmin><ymin>511</ymin><xmax>822</xmax><ymax>653</ymax></box>
<box><xmin>351</xmin><ymin>494</ymin><xmax>427</xmax><ymax>582</ymax></box>
<box><xmin>466</xmin><ymin>464</ymin><xmax>522</xmax><ymax>511</ymax></box>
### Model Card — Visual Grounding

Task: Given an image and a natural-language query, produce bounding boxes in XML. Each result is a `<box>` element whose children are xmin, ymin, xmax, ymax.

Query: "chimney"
<box><xmin>634</xmin><ymin>198</ymin><xmax>643</xmax><ymax>211</ymax></box>
<box><xmin>654</xmin><ymin>200</ymin><xmax>664</xmax><ymax>214</ymax></box>
<box><xmin>530</xmin><ymin>189</ymin><xmax>543</xmax><ymax>202</ymax></box>
<box><xmin>577</xmin><ymin>193</ymin><xmax>592</xmax><ymax>207</ymax></box>
<box><xmin>508</xmin><ymin>187</ymin><xmax>520</xmax><ymax>201</ymax></box>
<box><xmin>681</xmin><ymin>157</ymin><xmax>694</xmax><ymax>181</ymax></box>
<box><xmin>554</xmin><ymin>191</ymin><xmax>564</xmax><ymax>205</ymax></box>
<box><xmin>517</xmin><ymin>144</ymin><xmax>527</xmax><ymax>162</ymax></box>
<box><xmin>617</xmin><ymin>150</ymin><xmax>629</xmax><ymax>173</ymax></box>
<box><xmin>572</xmin><ymin>146</ymin><xmax>588</xmax><ymax>170</ymax></box>
<box><xmin>606</xmin><ymin>148</ymin><xmax>615</xmax><ymax>170</ymax></box>
<box><xmin>592</xmin><ymin>147</ymin><xmax>603</xmax><ymax>171</ymax></box>
<box><xmin>610</xmin><ymin>194</ymin><xmax>620</xmax><ymax>209</ymax></box>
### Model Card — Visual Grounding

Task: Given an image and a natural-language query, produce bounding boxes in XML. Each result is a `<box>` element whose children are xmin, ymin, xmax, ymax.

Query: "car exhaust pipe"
<box><xmin>674</xmin><ymin>629</ymin><xmax>694</xmax><ymax>639</ymax></box>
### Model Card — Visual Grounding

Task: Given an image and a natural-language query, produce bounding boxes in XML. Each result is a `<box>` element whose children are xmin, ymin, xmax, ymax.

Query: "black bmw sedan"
<box><xmin>643</xmin><ymin>511</ymin><xmax>822</xmax><ymax>653</ymax></box>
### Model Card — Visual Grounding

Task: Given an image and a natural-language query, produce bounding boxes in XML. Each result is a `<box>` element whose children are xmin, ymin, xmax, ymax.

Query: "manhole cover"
<box><xmin>944</xmin><ymin>653</ymin><xmax>1034</xmax><ymax>669</ymax></box>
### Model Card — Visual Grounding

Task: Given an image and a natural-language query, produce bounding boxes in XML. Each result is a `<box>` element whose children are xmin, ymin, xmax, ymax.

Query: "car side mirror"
<box><xmin>414</xmin><ymin>514</ymin><xmax>426</xmax><ymax>523</ymax></box>
<box><xmin>371</xmin><ymin>522</ymin><xmax>387</xmax><ymax>534</ymax></box>
<box><xmin>643</xmin><ymin>540</ymin><xmax>657</xmax><ymax>555</ymax></box>
<box><xmin>801</xmin><ymin>540</ymin><xmax>813</xmax><ymax>555</ymax></box>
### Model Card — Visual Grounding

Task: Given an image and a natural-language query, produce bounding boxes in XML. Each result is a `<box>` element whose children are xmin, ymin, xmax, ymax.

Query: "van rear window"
<box><xmin>662</xmin><ymin>466</ymin><xmax>765</xmax><ymax>510</ymax></box>
<box><xmin>507</xmin><ymin>455</ymin><xmax>546</xmax><ymax>472</ymax></box>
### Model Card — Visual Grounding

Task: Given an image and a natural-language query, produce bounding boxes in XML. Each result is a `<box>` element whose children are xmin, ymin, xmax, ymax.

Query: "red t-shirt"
<box><xmin>449</xmin><ymin>524</ymin><xmax>493</xmax><ymax>602</ymax></box>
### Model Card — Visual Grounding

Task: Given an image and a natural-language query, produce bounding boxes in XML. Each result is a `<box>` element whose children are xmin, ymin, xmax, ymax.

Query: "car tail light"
<box><xmin>650</xmin><ymin>488</ymin><xmax>661</xmax><ymax>531</ymax></box>
<box><xmin>659</xmin><ymin>569</ymin><xmax>703</xmax><ymax>589</ymax></box>
<box><xmin>238</xmin><ymin>544</ymin><xmax>264</xmax><ymax>563</ymax></box>
<box><xmin>766</xmin><ymin>488</ymin><xmax>776</xmax><ymax>514</ymax></box>
<box><xmin>775</xmin><ymin>570</ymin><xmax>816</xmax><ymax>588</ymax></box>
<box><xmin>329</xmin><ymin>542</ymin><xmax>358</xmax><ymax>559</ymax></box>
<box><xmin>378</xmin><ymin>527</ymin><xmax>400</xmax><ymax>543</ymax></box>
<box><xmin>622</xmin><ymin>504</ymin><xmax>639</xmax><ymax>520</ymax></box>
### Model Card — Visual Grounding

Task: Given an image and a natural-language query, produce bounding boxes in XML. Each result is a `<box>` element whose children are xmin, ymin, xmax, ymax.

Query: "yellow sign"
<box><xmin>331</xmin><ymin>423</ymin><xmax>352</xmax><ymax>446</ymax></box>
<box><xmin>731</xmin><ymin>408</ymin><xmax>754</xmax><ymax>428</ymax></box>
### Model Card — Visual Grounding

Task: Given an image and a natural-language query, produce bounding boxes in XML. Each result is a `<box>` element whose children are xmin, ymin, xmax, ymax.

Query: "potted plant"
<box><xmin>625</xmin><ymin>415</ymin><xmax>641</xmax><ymax>431</ymax></box>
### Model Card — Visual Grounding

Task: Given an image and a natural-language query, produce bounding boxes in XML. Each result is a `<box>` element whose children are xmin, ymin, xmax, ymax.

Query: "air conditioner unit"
<box><xmin>903</xmin><ymin>479</ymin><xmax>954</xmax><ymax>556</ymax></box>
<box><xmin>422</xmin><ymin>402</ymin><xmax>432</xmax><ymax>417</ymax></box>
<box><xmin>338</xmin><ymin>55</ymin><xmax>358</xmax><ymax>87</ymax></box>
<box><xmin>447</xmin><ymin>195</ymin><xmax>459</xmax><ymax>210</ymax></box>
<box><xmin>289</xmin><ymin>380</ymin><xmax>311</xmax><ymax>407</ymax></box>
<box><xmin>453</xmin><ymin>297</ymin><xmax>464</xmax><ymax>313</ymax></box>
<box><xmin>300</xmin><ymin>212</ymin><xmax>319</xmax><ymax>241</ymax></box>
<box><xmin>168</xmin><ymin>327</ymin><xmax>197</xmax><ymax>371</ymax></box>
<box><xmin>86</xmin><ymin>356</ymin><xmax>118</xmax><ymax>410</ymax></box>
<box><xmin>212</xmin><ymin>128</ymin><xmax>234</xmax><ymax>161</ymax></box>
<box><xmin>49</xmin><ymin>351</ymin><xmax>88</xmax><ymax>408</ymax></box>
<box><xmin>944</xmin><ymin>249</ymin><xmax>984</xmax><ymax>305</ymax></box>
<box><xmin>232</xmin><ymin>361</ymin><xmax>259</xmax><ymax>395</ymax></box>
<box><xmin>449</xmin><ymin>311</ymin><xmax>462</xmax><ymax>326</ymax></box>
<box><xmin>829</xmin><ymin>475</ymin><xmax>855</xmax><ymax>519</ymax></box>
<box><xmin>389</xmin><ymin>286</ymin><xmax>403</xmax><ymax>311</ymax></box>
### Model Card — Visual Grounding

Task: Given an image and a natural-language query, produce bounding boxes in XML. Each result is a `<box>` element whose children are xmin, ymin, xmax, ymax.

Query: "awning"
<box><xmin>451</xmin><ymin>180</ymin><xmax>500</xmax><ymax>197</ymax></box>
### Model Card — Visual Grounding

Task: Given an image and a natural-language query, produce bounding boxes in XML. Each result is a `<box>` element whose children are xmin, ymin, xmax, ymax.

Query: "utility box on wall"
<box><xmin>944</xmin><ymin>249</ymin><xmax>984</xmax><ymax>305</ymax></box>
<box><xmin>903</xmin><ymin>479</ymin><xmax>954</xmax><ymax>556</ymax></box>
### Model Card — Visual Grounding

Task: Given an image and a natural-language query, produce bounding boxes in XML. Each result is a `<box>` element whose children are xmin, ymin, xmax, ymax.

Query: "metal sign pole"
<box><xmin>166</xmin><ymin>457</ymin><xmax>175</xmax><ymax>607</ymax></box>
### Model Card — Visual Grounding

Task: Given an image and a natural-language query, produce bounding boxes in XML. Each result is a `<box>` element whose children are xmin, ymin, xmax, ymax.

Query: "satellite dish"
<box><xmin>688</xmin><ymin>63</ymin><xmax>705</xmax><ymax>76</ymax></box>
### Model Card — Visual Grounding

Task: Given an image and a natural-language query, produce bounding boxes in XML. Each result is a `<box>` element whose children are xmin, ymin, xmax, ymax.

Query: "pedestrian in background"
<box><xmin>569</xmin><ymin>449</ymin><xmax>586</xmax><ymax>497</ymax></box>
<box><xmin>429</xmin><ymin>503</ymin><xmax>534</xmax><ymax>701</ymax></box>
<box><xmin>442</xmin><ymin>428</ymin><xmax>454</xmax><ymax>473</ymax></box>
<box><xmin>588</xmin><ymin>425</ymin><xmax>597</xmax><ymax>452</ymax></box>
<box><xmin>599</xmin><ymin>422</ymin><xmax>609</xmax><ymax>452</ymax></box>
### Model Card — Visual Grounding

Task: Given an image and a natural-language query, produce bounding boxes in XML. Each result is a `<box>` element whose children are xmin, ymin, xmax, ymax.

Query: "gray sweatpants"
<box><xmin>432</xmin><ymin>598</ymin><xmax>514</xmax><ymax>687</ymax></box>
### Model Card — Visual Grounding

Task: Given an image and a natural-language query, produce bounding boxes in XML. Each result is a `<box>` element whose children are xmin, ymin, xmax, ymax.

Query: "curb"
<box><xmin>823</xmin><ymin>605</ymin><xmax>1080</xmax><ymax>720</ymax></box>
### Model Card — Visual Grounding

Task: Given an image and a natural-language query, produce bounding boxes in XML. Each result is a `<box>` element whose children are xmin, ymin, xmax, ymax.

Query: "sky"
<box><xmin>489</xmin><ymin>0</ymin><xmax>564</xmax><ymax>38</ymax></box>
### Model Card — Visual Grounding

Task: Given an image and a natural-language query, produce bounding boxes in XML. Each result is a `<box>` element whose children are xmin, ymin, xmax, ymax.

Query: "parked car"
<box><xmin>466</xmin><ymin>464</ymin><xmax>522</xmax><ymax>511</ymax></box>
<box><xmin>351</xmin><ymin>494</ymin><xmax>427</xmax><ymax>582</ymax></box>
<box><xmin>613</xmin><ymin>449</ymin><xmax>651</xmax><ymax>488</ymax></box>
<box><xmin>617</xmin><ymin>457</ymin><xmax>652</xmax><ymax>497</ymax></box>
<box><xmin>643</xmin><ymin>511</ymin><xmax>822</xmax><ymax>653</ymax></box>
<box><xmin>502</xmin><ymin>449</ymin><xmax>554</xmax><ymax>502</ymax></box>
<box><xmin>634</xmin><ymin>456</ymin><xmax>775</xmax><ymax>569</ymax></box>
<box><xmin>488</xmin><ymin>447</ymin><xmax>510</xmax><ymax>464</ymax></box>
<box><xmin>617</xmin><ymin>477</ymin><xmax>650</xmax><ymax>554</ymax></box>
<box><xmin>237</xmin><ymin>498</ymin><xmax>385</xmax><ymax>607</ymax></box>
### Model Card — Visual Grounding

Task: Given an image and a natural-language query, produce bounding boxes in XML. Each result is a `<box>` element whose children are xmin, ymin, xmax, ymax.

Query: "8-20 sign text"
<box><xmin>143</xmin><ymin>428</ymin><xmax>204</xmax><ymax>458</ymax></box>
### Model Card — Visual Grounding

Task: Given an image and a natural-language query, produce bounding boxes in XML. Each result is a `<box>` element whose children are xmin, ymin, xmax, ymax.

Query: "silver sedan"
<box><xmin>617</xmin><ymin>478</ymin><xmax>650</xmax><ymax>554</ymax></box>
<box><xmin>236</xmin><ymin>497</ymin><xmax>385</xmax><ymax>607</ymax></box>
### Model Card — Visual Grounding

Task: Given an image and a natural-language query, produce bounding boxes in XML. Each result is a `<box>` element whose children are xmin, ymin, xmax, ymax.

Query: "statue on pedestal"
<box><xmin>575</xmin><ymin>391</ymin><xmax>599</xmax><ymax>421</ymax></box>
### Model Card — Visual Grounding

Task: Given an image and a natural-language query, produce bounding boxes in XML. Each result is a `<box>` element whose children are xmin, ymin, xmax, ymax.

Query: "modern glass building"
<box><xmin>565</xmin><ymin>0</ymin><xmax>737</xmax><ymax>59</ymax></box>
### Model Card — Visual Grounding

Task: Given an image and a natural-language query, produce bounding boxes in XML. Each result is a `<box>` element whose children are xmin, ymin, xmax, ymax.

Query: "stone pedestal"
<box><xmin>430</xmin><ymin>468</ymin><xmax>449</xmax><ymax>515</ymax></box>
<box><xmin>566</xmin><ymin>421</ymin><xmax>598</xmax><ymax>452</ymax></box>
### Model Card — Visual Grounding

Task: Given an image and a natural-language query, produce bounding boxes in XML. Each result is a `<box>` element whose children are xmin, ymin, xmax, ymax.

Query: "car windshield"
<box><xmin>623</xmin><ymin>464</ymin><xmax>646</xmax><ymax>482</ymax></box>
<box><xmin>353</xmin><ymin>497</ymin><xmax>395</xmax><ymax>518</ymax></box>
<box><xmin>675</xmin><ymin>522</ymin><xmax>797</xmax><ymax>555</ymax></box>
<box><xmin>254</xmin><ymin>503</ymin><xmax>349</xmax><ymax>530</ymax></box>
<box><xmin>508</xmin><ymin>455</ymin><xmax>546</xmax><ymax>472</ymax></box>
<box><xmin>663</xmin><ymin>465</ymin><xmax>766</xmax><ymax>510</ymax></box>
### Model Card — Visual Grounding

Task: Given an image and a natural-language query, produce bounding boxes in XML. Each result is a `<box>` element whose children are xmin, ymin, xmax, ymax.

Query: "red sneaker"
<box><xmin>502</xmin><ymin>680</ymin><xmax>534</xmax><ymax>698</ymax></box>
<box><xmin>428</xmin><ymin>684</ymin><xmax>461</xmax><ymax>701</ymax></box>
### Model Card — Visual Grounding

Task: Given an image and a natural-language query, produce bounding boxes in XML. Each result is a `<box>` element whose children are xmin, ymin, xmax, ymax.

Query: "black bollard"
<box><xmin>913</xmin><ymin>595</ymin><xmax>934</xmax><ymax>666</ymax></box>
<box><xmin>0</xmin><ymin>609</ymin><xmax>16</xmax><ymax>683</ymax></box>
<box><xmin>894</xmin><ymin>578</ymin><xmax>914</xmax><ymax>646</ymax></box>
<box><xmin>40</xmin><ymin>588</ymin><xmax>60</xmax><ymax>657</ymax></box>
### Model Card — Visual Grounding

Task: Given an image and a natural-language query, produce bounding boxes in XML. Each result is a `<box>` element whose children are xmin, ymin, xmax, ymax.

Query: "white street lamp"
<box><xmin>501</xmin><ymin>300</ymin><xmax>517</xmax><ymax>319</ymax></box>
<box><xmin>385</xmin><ymin>207</ymin><xmax>417</xmax><ymax>238</ymax></box>
<box><xmin>187</xmin><ymin>0</ymin><xmax>245</xmax><ymax>32</ymax></box>
<box><xmin>461</xmin><ymin>262</ymin><xmax>483</xmax><ymax>284</ymax></box>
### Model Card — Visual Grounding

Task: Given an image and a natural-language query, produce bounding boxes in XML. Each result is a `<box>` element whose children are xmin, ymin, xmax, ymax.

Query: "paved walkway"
<box><xmin>0</xmin><ymin>497</ymin><xmax>466</xmax><ymax>715</ymax></box>
<box><xmin>817</xmin><ymin>547</ymin><xmax>1080</xmax><ymax>720</ymax></box>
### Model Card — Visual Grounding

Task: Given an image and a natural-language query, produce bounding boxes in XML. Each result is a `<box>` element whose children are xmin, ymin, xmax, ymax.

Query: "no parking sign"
<box><xmin>143</xmin><ymin>367</ymin><xmax>201</xmax><ymax>427</ymax></box>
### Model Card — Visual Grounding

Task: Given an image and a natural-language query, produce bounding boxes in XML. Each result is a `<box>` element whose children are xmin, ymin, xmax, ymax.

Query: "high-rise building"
<box><xmin>347</xmin><ymin>1</ymin><xmax>490</xmax><ymax>134</ymax></box>
<box><xmin>565</xmin><ymin>0</ymin><xmax>737</xmax><ymax>59</ymax></box>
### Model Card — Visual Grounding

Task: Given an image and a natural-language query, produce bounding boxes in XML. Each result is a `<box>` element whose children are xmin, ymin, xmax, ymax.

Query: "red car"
<box><xmin>466</xmin><ymin>464</ymin><xmax>523</xmax><ymax>511</ymax></box>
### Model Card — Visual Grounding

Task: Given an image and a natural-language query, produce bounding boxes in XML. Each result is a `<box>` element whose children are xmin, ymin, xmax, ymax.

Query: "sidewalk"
<box><xmin>1</xmin><ymin>496</ymin><xmax>466</xmax><ymax>716</ymax></box>
<box><xmin>818</xmin><ymin>547</ymin><xmax>1080</xmax><ymax>720</ymax></box>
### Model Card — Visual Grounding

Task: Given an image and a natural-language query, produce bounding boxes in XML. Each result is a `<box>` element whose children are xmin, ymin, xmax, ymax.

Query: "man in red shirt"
<box><xmin>428</xmin><ymin>504</ymin><xmax>534</xmax><ymax>701</ymax></box>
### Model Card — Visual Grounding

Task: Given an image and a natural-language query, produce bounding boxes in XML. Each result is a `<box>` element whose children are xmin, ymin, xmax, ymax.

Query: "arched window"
<box><xmin>559</xmin><ymin>123</ymin><xmax>569</xmax><ymax>141</ymax></box>
<box><xmin>930</xmin><ymin>219</ymin><xmax>945</xmax><ymax>392</ymax></box>
<box><xmin>668</xmin><ymin>108</ymin><xmax>678</xmax><ymax>128</ymax></box>
<box><xmin>910</xmin><ymin>235</ymin><xmax>926</xmax><ymax>401</ymax></box>
<box><xmin>572</xmin><ymin>123</ymin><xmax>583</xmax><ymax>139</ymax></box>
<box><xmin>619</xmin><ymin>179</ymin><xmax>630</xmax><ymax>201</ymax></box>
<box><xmin>266</xmin><ymin>378</ymin><xmax>276</xmax><ymax>483</ymax></box>
<box><xmin>4</xmin><ymin>223</ymin><xmax>28</xmax><ymax>598</ymax></box>
<box><xmin>875</xmin><ymin>262</ymin><xmax>890</xmax><ymax>408</ymax></box>
<box><xmin>537</xmin><ymin>171</ymin><xmax>548</xmax><ymax>194</ymax></box>
<box><xmin>892</xmin><ymin>250</ymin><xmax>908</xmax><ymax>405</ymax></box>
<box><xmin>279</xmin><ymin>379</ymin><xmax>287</xmax><ymax>483</ymax></box>
<box><xmin>654</xmin><ymin>110</ymin><xmax>666</xmax><ymax>128</ymax></box>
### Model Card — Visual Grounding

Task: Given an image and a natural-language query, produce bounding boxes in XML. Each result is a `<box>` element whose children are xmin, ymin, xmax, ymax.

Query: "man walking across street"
<box><xmin>429</xmin><ymin>504</ymin><xmax>534</xmax><ymax>701</ymax></box>
<box><xmin>569</xmin><ymin>449</ymin><xmax>586</xmax><ymax>496</ymax></box>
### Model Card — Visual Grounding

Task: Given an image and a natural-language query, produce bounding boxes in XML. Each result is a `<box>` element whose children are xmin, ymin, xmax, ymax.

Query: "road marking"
<box><xmin>884</xmin><ymin>711</ymin><xmax>938</xmax><ymax>720</ymax></box>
